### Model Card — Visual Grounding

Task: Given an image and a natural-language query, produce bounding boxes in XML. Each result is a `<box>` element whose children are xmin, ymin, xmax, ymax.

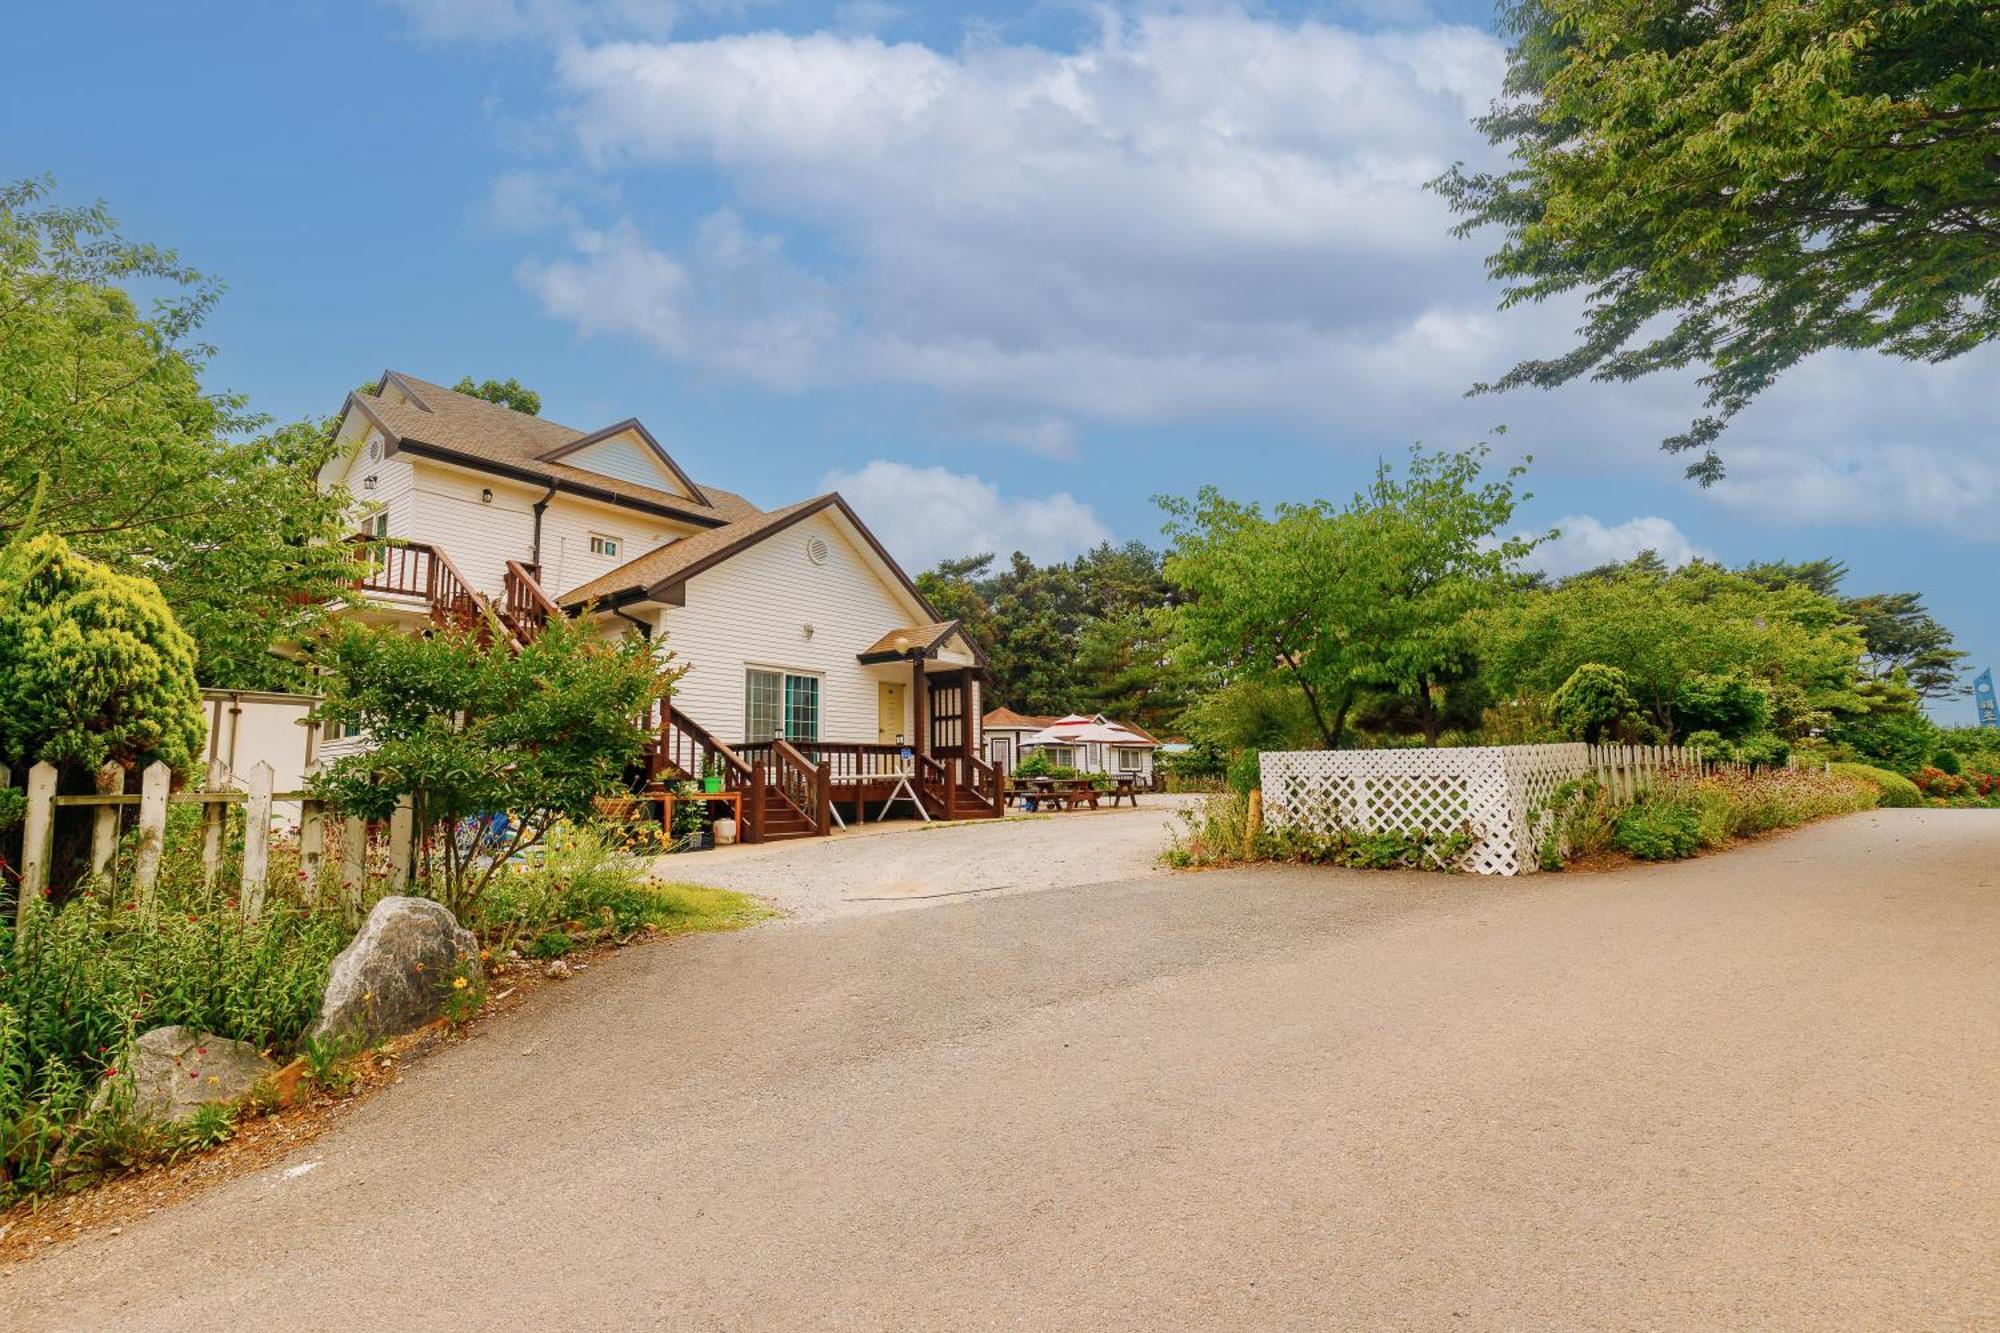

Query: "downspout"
<box><xmin>529</xmin><ymin>481</ymin><xmax>559</xmax><ymax>571</ymax></box>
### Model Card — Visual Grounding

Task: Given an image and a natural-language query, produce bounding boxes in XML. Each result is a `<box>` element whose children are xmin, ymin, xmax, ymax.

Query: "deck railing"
<box><xmin>347</xmin><ymin>534</ymin><xmax>492</xmax><ymax>636</ymax></box>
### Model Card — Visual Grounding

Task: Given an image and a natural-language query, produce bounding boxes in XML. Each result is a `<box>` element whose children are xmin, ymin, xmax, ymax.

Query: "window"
<box><xmin>1041</xmin><ymin>745</ymin><xmax>1075</xmax><ymax>768</ymax></box>
<box><xmin>361</xmin><ymin>508</ymin><xmax>388</xmax><ymax>537</ymax></box>
<box><xmin>746</xmin><ymin>669</ymin><xmax>819</xmax><ymax>742</ymax></box>
<box><xmin>1117</xmin><ymin>747</ymin><xmax>1144</xmax><ymax>772</ymax></box>
<box><xmin>589</xmin><ymin>533</ymin><xmax>620</xmax><ymax>557</ymax></box>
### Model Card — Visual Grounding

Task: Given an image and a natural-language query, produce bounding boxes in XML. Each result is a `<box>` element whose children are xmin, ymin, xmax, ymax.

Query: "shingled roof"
<box><xmin>345</xmin><ymin>373</ymin><xmax>763</xmax><ymax>525</ymax></box>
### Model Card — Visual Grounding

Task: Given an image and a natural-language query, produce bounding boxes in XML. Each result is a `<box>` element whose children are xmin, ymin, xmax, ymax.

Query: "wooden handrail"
<box><xmin>502</xmin><ymin>560</ymin><xmax>563</xmax><ymax>641</ymax></box>
<box><xmin>346</xmin><ymin>533</ymin><xmax>504</xmax><ymax>641</ymax></box>
<box><xmin>769</xmin><ymin>737</ymin><xmax>828</xmax><ymax>835</ymax></box>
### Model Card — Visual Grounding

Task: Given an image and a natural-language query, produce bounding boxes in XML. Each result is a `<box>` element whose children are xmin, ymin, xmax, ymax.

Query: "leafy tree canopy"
<box><xmin>1436</xmin><ymin>1</ymin><xmax>2000</xmax><ymax>481</ymax></box>
<box><xmin>452</xmin><ymin>376</ymin><xmax>542</xmax><ymax>416</ymax></box>
<box><xmin>1549</xmin><ymin>662</ymin><xmax>1643</xmax><ymax>743</ymax></box>
<box><xmin>0</xmin><ymin>177</ymin><xmax>354</xmax><ymax>689</ymax></box>
<box><xmin>1484</xmin><ymin>560</ymin><xmax>1868</xmax><ymax>740</ymax></box>
<box><xmin>1742</xmin><ymin>556</ymin><xmax>1968</xmax><ymax>698</ymax></box>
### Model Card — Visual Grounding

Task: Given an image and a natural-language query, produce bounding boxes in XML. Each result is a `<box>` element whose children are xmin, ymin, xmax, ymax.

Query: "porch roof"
<box><xmin>856</xmin><ymin>620</ymin><xmax>975</xmax><ymax>664</ymax></box>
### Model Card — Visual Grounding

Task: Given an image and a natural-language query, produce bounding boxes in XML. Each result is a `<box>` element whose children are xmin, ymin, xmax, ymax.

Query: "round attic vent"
<box><xmin>806</xmin><ymin>535</ymin><xmax>830</xmax><ymax>566</ymax></box>
<box><xmin>367</xmin><ymin>437</ymin><xmax>383</xmax><ymax>461</ymax></box>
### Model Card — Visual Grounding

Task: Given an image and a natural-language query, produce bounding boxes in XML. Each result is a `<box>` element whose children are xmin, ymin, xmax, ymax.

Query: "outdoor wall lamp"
<box><xmin>480</xmin><ymin>488</ymin><xmax>494</xmax><ymax>504</ymax></box>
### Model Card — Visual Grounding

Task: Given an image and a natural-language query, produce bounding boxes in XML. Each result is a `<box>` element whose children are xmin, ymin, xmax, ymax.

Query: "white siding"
<box><xmin>655</xmin><ymin>509</ymin><xmax>933</xmax><ymax>744</ymax></box>
<box><xmin>322</xmin><ymin>425</ymin><xmax>417</xmax><ymax>538</ymax></box>
<box><xmin>559</xmin><ymin>429</ymin><xmax>691</xmax><ymax>496</ymax></box>
<box><xmin>402</xmin><ymin>460</ymin><xmax>698</xmax><ymax>600</ymax></box>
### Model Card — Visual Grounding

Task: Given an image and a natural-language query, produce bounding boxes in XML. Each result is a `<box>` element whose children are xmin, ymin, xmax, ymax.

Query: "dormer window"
<box><xmin>589</xmin><ymin>534</ymin><xmax>620</xmax><ymax>558</ymax></box>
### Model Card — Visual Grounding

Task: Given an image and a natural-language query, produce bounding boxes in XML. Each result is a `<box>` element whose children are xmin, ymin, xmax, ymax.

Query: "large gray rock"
<box><xmin>309</xmin><ymin>895</ymin><xmax>480</xmax><ymax>1046</ymax></box>
<box><xmin>107</xmin><ymin>1026</ymin><xmax>278</xmax><ymax>1125</ymax></box>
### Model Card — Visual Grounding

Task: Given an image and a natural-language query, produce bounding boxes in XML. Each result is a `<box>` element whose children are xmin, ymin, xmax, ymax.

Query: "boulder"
<box><xmin>309</xmin><ymin>895</ymin><xmax>480</xmax><ymax>1046</ymax></box>
<box><xmin>107</xmin><ymin>1026</ymin><xmax>278</xmax><ymax>1125</ymax></box>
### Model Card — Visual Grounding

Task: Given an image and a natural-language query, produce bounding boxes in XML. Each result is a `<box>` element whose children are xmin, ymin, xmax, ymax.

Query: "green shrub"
<box><xmin>1226</xmin><ymin>749</ymin><xmax>1262</xmax><ymax>795</ymax></box>
<box><xmin>1931</xmin><ymin>747</ymin><xmax>1962</xmax><ymax>775</ymax></box>
<box><xmin>1550</xmin><ymin>663</ymin><xmax>1640</xmax><ymax>742</ymax></box>
<box><xmin>1612</xmin><ymin>799</ymin><xmax>1704</xmax><ymax>860</ymax></box>
<box><xmin>1830</xmin><ymin>762</ymin><xmax>1920</xmax><ymax>808</ymax></box>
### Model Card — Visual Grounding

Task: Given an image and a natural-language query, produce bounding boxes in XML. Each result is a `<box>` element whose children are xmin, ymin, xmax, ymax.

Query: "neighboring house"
<box><xmin>316</xmin><ymin>371</ymin><xmax>1001</xmax><ymax>840</ymax></box>
<box><xmin>981</xmin><ymin>709</ymin><xmax>1162</xmax><ymax>783</ymax></box>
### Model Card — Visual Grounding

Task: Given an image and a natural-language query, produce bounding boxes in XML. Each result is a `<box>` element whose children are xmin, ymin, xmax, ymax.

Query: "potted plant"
<box><xmin>702</xmin><ymin>755</ymin><xmax>725</xmax><ymax>794</ymax></box>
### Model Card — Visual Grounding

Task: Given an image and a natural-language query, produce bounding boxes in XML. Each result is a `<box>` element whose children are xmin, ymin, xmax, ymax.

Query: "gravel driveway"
<box><xmin>654</xmin><ymin>796</ymin><xmax>1205</xmax><ymax>920</ymax></box>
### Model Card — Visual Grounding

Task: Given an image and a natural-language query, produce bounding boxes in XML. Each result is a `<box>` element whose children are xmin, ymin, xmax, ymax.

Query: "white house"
<box><xmin>981</xmin><ymin>709</ymin><xmax>1161</xmax><ymax>783</ymax></box>
<box><xmin>315</xmin><ymin>371</ymin><xmax>1002</xmax><ymax>840</ymax></box>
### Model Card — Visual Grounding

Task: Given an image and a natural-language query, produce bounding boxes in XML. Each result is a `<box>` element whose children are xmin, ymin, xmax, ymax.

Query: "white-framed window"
<box><xmin>589</xmin><ymin>533</ymin><xmax>620</xmax><ymax>557</ymax></box>
<box><xmin>746</xmin><ymin>668</ymin><xmax>820</xmax><ymax>743</ymax></box>
<box><xmin>1040</xmin><ymin>745</ymin><xmax>1075</xmax><ymax>768</ymax></box>
<box><xmin>1116</xmin><ymin>747</ymin><xmax>1145</xmax><ymax>772</ymax></box>
<box><xmin>361</xmin><ymin>507</ymin><xmax>389</xmax><ymax>537</ymax></box>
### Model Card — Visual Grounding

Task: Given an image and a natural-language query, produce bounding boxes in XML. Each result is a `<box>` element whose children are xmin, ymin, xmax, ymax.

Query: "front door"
<box><xmin>876</xmin><ymin>681</ymin><xmax>906</xmax><ymax>745</ymax></box>
<box><xmin>987</xmin><ymin>736</ymin><xmax>1013</xmax><ymax>773</ymax></box>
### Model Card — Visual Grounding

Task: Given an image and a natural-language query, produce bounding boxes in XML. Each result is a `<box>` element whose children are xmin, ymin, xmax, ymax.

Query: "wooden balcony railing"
<box><xmin>347</xmin><ymin>534</ymin><xmax>495</xmax><ymax>638</ymax></box>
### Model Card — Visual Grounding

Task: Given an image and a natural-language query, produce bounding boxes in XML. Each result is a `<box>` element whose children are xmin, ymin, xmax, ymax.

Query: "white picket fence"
<box><xmin>1260</xmin><ymin>742</ymin><xmax>1799</xmax><ymax>876</ymax></box>
<box><xmin>8</xmin><ymin>758</ymin><xmax>411</xmax><ymax>931</ymax></box>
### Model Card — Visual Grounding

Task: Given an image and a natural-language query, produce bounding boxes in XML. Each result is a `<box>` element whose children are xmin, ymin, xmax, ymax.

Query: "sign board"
<box><xmin>1976</xmin><ymin>668</ymin><xmax>1998</xmax><ymax>730</ymax></box>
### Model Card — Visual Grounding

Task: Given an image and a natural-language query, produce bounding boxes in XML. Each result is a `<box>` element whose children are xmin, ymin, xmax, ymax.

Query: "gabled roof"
<box><xmin>982</xmin><ymin>707</ymin><xmax>1059</xmax><ymax>731</ymax></box>
<box><xmin>558</xmin><ymin>493</ymin><xmax>944</xmax><ymax>630</ymax></box>
<box><xmin>537</xmin><ymin>418</ymin><xmax>711</xmax><ymax>507</ymax></box>
<box><xmin>857</xmin><ymin>621</ymin><xmax>967</xmax><ymax>664</ymax></box>
<box><xmin>339</xmin><ymin>373</ymin><xmax>759</xmax><ymax>526</ymax></box>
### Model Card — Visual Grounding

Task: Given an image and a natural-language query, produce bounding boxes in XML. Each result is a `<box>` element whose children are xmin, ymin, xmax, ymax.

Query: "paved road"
<box><xmin>7</xmin><ymin>810</ymin><xmax>1996</xmax><ymax>1330</ymax></box>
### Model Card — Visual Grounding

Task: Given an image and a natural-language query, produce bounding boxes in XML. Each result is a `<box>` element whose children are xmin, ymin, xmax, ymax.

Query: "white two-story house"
<box><xmin>318</xmin><ymin>371</ymin><xmax>1000</xmax><ymax>840</ymax></box>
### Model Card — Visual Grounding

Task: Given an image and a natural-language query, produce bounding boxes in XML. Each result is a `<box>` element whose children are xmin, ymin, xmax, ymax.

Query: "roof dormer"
<box><xmin>537</xmin><ymin>419</ymin><xmax>710</xmax><ymax>505</ymax></box>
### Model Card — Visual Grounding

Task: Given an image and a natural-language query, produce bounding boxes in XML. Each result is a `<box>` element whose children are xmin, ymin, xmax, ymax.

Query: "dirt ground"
<box><xmin>653</xmin><ymin>795</ymin><xmax>1205</xmax><ymax>920</ymax></box>
<box><xmin>7</xmin><ymin>808</ymin><xmax>1995</xmax><ymax>1330</ymax></box>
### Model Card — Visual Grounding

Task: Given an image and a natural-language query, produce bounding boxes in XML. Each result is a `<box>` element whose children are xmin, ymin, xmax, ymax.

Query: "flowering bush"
<box><xmin>1607</xmin><ymin>767</ymin><xmax>1876</xmax><ymax>862</ymax></box>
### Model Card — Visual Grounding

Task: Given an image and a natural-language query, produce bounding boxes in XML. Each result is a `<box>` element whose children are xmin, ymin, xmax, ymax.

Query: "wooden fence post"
<box><xmin>239</xmin><ymin>762</ymin><xmax>274</xmax><ymax>919</ymax></box>
<box><xmin>132</xmin><ymin>762</ymin><xmax>171</xmax><ymax>907</ymax></box>
<box><xmin>386</xmin><ymin>796</ymin><xmax>414</xmax><ymax>893</ymax></box>
<box><xmin>298</xmin><ymin>799</ymin><xmax>324</xmax><ymax>905</ymax></box>
<box><xmin>1245</xmin><ymin>787</ymin><xmax>1264</xmax><ymax>859</ymax></box>
<box><xmin>200</xmin><ymin>758</ymin><xmax>229</xmax><ymax>890</ymax></box>
<box><xmin>18</xmin><ymin>762</ymin><xmax>58</xmax><ymax>925</ymax></box>
<box><xmin>339</xmin><ymin>816</ymin><xmax>367</xmax><ymax>913</ymax></box>
<box><xmin>92</xmin><ymin>761</ymin><xmax>124</xmax><ymax>883</ymax></box>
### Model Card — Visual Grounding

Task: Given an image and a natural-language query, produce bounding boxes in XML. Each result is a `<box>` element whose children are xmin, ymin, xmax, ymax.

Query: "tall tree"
<box><xmin>1344</xmin><ymin>445</ymin><xmax>1541</xmax><ymax>744</ymax></box>
<box><xmin>452</xmin><ymin>375</ymin><xmax>541</xmax><ymax>416</ymax></box>
<box><xmin>1742</xmin><ymin>557</ymin><xmax>1967</xmax><ymax>697</ymax></box>
<box><xmin>0</xmin><ymin>178</ymin><xmax>353</xmax><ymax>688</ymax></box>
<box><xmin>1436</xmin><ymin>1</ymin><xmax>2000</xmax><ymax>481</ymax></box>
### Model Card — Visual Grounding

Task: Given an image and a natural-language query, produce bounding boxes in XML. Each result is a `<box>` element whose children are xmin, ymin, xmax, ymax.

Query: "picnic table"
<box><xmin>1006</xmin><ymin>775</ymin><xmax>1142</xmax><ymax>812</ymax></box>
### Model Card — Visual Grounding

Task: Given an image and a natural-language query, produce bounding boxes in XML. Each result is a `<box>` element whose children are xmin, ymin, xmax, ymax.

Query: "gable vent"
<box><xmin>367</xmin><ymin>438</ymin><xmax>383</xmax><ymax>461</ymax></box>
<box><xmin>806</xmin><ymin>535</ymin><xmax>830</xmax><ymax>566</ymax></box>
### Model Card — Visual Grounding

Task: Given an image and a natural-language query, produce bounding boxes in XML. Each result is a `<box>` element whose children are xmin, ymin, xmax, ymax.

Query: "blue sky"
<box><xmin>7</xmin><ymin>1</ymin><xmax>1995</xmax><ymax>715</ymax></box>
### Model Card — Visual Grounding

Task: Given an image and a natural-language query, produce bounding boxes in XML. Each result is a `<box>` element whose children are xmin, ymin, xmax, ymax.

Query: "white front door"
<box><xmin>987</xmin><ymin>736</ymin><xmax>1013</xmax><ymax>772</ymax></box>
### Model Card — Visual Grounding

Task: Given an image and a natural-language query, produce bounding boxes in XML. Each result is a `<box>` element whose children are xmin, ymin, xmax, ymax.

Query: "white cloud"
<box><xmin>1529</xmin><ymin>516</ymin><xmax>1712</xmax><ymax>579</ymax></box>
<box><xmin>469</xmin><ymin>2</ymin><xmax>1991</xmax><ymax>531</ymax></box>
<box><xmin>820</xmin><ymin>460</ymin><xmax>1112</xmax><ymax>569</ymax></box>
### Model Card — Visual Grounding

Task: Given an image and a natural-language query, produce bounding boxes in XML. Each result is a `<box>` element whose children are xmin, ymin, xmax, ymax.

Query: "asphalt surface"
<box><xmin>6</xmin><ymin>809</ymin><xmax>1996</xmax><ymax>1330</ymax></box>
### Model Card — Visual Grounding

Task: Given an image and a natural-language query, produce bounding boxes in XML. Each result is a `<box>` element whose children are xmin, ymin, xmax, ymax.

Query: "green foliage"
<box><xmin>1931</xmin><ymin>748</ymin><xmax>1963</xmax><ymax>776</ymax></box>
<box><xmin>1435</xmin><ymin>1</ymin><xmax>2000</xmax><ymax>480</ymax></box>
<box><xmin>1612</xmin><ymin>800</ymin><xmax>1704</xmax><ymax>862</ymax></box>
<box><xmin>916</xmin><ymin>542</ymin><xmax>1187</xmax><ymax>731</ymax></box>
<box><xmin>1829</xmin><ymin>762</ymin><xmax>1922</xmax><ymax>809</ymax></box>
<box><xmin>1549</xmin><ymin>663</ymin><xmax>1640</xmax><ymax>743</ymax></box>
<box><xmin>0</xmin><ymin>178</ymin><xmax>354</xmax><ymax>689</ymax></box>
<box><xmin>166</xmin><ymin>1102</ymin><xmax>236</xmax><ymax>1163</ymax></box>
<box><xmin>475</xmin><ymin>823</ymin><xmax>769</xmax><ymax>958</ymax></box>
<box><xmin>1746</xmin><ymin>560</ymin><xmax>1968</xmax><ymax>700</ymax></box>
<box><xmin>451</xmin><ymin>375</ymin><xmax>541</xmax><ymax>416</ymax></box>
<box><xmin>299</xmin><ymin>1033</ymin><xmax>359</xmax><ymax>1096</ymax></box>
<box><xmin>1672</xmin><ymin>671</ymin><xmax>1772</xmax><ymax>741</ymax></box>
<box><xmin>439</xmin><ymin>958</ymin><xmax>486</xmax><ymax>1026</ymax></box>
<box><xmin>308</xmin><ymin>615</ymin><xmax>679</xmax><ymax>916</ymax></box>
<box><xmin>0</xmin><ymin>534</ymin><xmax>203</xmax><ymax>779</ymax></box>
<box><xmin>1823</xmin><ymin>675</ymin><xmax>1938</xmax><ymax>773</ymax></box>
<box><xmin>0</xmin><ymin>861</ymin><xmax>349</xmax><ymax>1203</ymax></box>
<box><xmin>1163</xmin><ymin>443</ymin><xmax>1540</xmax><ymax>749</ymax></box>
<box><xmin>1226</xmin><ymin>749</ymin><xmax>1262</xmax><ymax>796</ymax></box>
<box><xmin>1485</xmin><ymin>560</ymin><xmax>1865</xmax><ymax>742</ymax></box>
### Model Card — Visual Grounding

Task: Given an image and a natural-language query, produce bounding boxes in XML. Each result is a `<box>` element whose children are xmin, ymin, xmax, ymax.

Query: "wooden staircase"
<box><xmin>648</xmin><ymin>703</ymin><xmax>829</xmax><ymax>843</ymax></box>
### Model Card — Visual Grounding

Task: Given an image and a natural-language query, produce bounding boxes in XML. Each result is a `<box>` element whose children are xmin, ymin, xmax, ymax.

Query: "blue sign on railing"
<box><xmin>1976</xmin><ymin>668</ymin><xmax>1998</xmax><ymax>730</ymax></box>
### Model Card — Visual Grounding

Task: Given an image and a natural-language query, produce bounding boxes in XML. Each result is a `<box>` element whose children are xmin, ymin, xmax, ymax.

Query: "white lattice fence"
<box><xmin>1260</xmin><ymin>744</ymin><xmax>1592</xmax><ymax>875</ymax></box>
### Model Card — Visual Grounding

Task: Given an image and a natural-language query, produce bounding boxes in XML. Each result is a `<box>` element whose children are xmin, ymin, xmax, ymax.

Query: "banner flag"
<box><xmin>1976</xmin><ymin>669</ymin><xmax>1998</xmax><ymax>730</ymax></box>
